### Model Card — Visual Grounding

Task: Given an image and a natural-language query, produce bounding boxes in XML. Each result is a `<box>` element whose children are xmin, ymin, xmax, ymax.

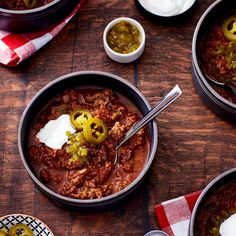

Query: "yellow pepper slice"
<box><xmin>23</xmin><ymin>0</ymin><xmax>37</xmax><ymax>8</ymax></box>
<box><xmin>9</xmin><ymin>224</ymin><xmax>34</xmax><ymax>236</ymax></box>
<box><xmin>0</xmin><ymin>230</ymin><xmax>9</xmax><ymax>236</ymax></box>
<box><xmin>83</xmin><ymin>117</ymin><xmax>108</xmax><ymax>144</ymax></box>
<box><xmin>222</xmin><ymin>15</ymin><xmax>236</xmax><ymax>41</ymax></box>
<box><xmin>70</xmin><ymin>109</ymin><xmax>92</xmax><ymax>130</ymax></box>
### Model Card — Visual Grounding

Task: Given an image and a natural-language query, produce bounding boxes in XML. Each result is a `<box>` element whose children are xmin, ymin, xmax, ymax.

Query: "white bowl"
<box><xmin>103</xmin><ymin>17</ymin><xmax>146</xmax><ymax>63</ymax></box>
<box><xmin>0</xmin><ymin>214</ymin><xmax>54</xmax><ymax>236</ymax></box>
<box><xmin>137</xmin><ymin>0</ymin><xmax>196</xmax><ymax>17</ymax></box>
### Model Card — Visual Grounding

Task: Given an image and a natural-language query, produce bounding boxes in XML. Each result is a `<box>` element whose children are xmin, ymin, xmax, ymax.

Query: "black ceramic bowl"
<box><xmin>0</xmin><ymin>0</ymin><xmax>81</xmax><ymax>32</ymax></box>
<box><xmin>18</xmin><ymin>71</ymin><xmax>158</xmax><ymax>209</ymax></box>
<box><xmin>192</xmin><ymin>0</ymin><xmax>236</xmax><ymax>121</ymax></box>
<box><xmin>189</xmin><ymin>167</ymin><xmax>236</xmax><ymax>236</ymax></box>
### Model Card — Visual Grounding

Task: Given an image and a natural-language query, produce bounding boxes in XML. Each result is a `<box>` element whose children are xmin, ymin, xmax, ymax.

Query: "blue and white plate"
<box><xmin>0</xmin><ymin>214</ymin><xmax>54</xmax><ymax>236</ymax></box>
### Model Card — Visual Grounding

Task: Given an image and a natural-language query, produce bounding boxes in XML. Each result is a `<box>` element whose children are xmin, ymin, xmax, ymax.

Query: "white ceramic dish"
<box><xmin>136</xmin><ymin>0</ymin><xmax>196</xmax><ymax>17</ymax></box>
<box><xmin>103</xmin><ymin>17</ymin><xmax>145</xmax><ymax>63</ymax></box>
<box><xmin>0</xmin><ymin>214</ymin><xmax>54</xmax><ymax>236</ymax></box>
<box><xmin>144</xmin><ymin>230</ymin><xmax>169</xmax><ymax>236</ymax></box>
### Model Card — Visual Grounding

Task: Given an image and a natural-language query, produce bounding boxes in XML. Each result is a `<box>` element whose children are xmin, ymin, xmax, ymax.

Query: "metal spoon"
<box><xmin>204</xmin><ymin>73</ymin><xmax>236</xmax><ymax>95</ymax></box>
<box><xmin>144</xmin><ymin>230</ymin><xmax>169</xmax><ymax>236</ymax></box>
<box><xmin>113</xmin><ymin>85</ymin><xmax>182</xmax><ymax>165</ymax></box>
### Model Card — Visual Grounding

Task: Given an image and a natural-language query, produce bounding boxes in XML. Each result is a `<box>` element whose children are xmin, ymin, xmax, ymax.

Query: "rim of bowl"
<box><xmin>103</xmin><ymin>17</ymin><xmax>146</xmax><ymax>57</ymax></box>
<box><xmin>189</xmin><ymin>167</ymin><xmax>236</xmax><ymax>235</ymax></box>
<box><xmin>0</xmin><ymin>213</ymin><xmax>54</xmax><ymax>235</ymax></box>
<box><xmin>136</xmin><ymin>0</ymin><xmax>196</xmax><ymax>17</ymax></box>
<box><xmin>192</xmin><ymin>0</ymin><xmax>236</xmax><ymax>109</ymax></box>
<box><xmin>144</xmin><ymin>230</ymin><xmax>169</xmax><ymax>236</ymax></box>
<box><xmin>18</xmin><ymin>71</ymin><xmax>158</xmax><ymax>205</ymax></box>
<box><xmin>0</xmin><ymin>0</ymin><xmax>62</xmax><ymax>14</ymax></box>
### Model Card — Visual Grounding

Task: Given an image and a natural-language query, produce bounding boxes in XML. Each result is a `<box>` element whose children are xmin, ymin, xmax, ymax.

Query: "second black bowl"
<box><xmin>192</xmin><ymin>0</ymin><xmax>236</xmax><ymax>121</ymax></box>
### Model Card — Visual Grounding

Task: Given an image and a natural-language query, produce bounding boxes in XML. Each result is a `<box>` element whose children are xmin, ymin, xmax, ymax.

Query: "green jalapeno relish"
<box><xmin>106</xmin><ymin>21</ymin><xmax>141</xmax><ymax>54</ymax></box>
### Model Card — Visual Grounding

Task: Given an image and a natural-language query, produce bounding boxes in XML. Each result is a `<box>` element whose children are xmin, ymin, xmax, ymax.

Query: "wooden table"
<box><xmin>0</xmin><ymin>0</ymin><xmax>236</xmax><ymax>235</ymax></box>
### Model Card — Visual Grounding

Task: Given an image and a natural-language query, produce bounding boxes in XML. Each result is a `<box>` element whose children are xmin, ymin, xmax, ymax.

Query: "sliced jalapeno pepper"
<box><xmin>9</xmin><ymin>224</ymin><xmax>34</xmax><ymax>236</ymax></box>
<box><xmin>83</xmin><ymin>117</ymin><xmax>108</xmax><ymax>144</ymax></box>
<box><xmin>23</xmin><ymin>0</ymin><xmax>37</xmax><ymax>8</ymax></box>
<box><xmin>222</xmin><ymin>15</ymin><xmax>236</xmax><ymax>41</ymax></box>
<box><xmin>0</xmin><ymin>230</ymin><xmax>9</xmax><ymax>236</ymax></box>
<box><xmin>70</xmin><ymin>109</ymin><xmax>92</xmax><ymax>130</ymax></box>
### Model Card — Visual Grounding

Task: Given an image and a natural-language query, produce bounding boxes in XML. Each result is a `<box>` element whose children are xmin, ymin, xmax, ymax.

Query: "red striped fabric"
<box><xmin>1</xmin><ymin>34</ymin><xmax>29</xmax><ymax>50</ymax></box>
<box><xmin>155</xmin><ymin>204</ymin><xmax>175</xmax><ymax>236</ymax></box>
<box><xmin>0</xmin><ymin>0</ymin><xmax>85</xmax><ymax>66</ymax></box>
<box><xmin>155</xmin><ymin>191</ymin><xmax>202</xmax><ymax>236</ymax></box>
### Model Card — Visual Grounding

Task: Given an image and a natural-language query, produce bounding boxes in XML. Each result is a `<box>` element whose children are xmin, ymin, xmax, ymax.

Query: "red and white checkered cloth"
<box><xmin>155</xmin><ymin>191</ymin><xmax>202</xmax><ymax>236</ymax></box>
<box><xmin>0</xmin><ymin>0</ymin><xmax>85</xmax><ymax>66</ymax></box>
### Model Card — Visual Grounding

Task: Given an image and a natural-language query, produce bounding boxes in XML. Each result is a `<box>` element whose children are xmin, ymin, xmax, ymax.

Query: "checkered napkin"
<box><xmin>155</xmin><ymin>191</ymin><xmax>202</xmax><ymax>236</ymax></box>
<box><xmin>0</xmin><ymin>0</ymin><xmax>84</xmax><ymax>66</ymax></box>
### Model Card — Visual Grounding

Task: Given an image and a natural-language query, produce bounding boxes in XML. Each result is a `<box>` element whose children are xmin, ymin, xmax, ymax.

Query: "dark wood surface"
<box><xmin>1</xmin><ymin>0</ymin><xmax>236</xmax><ymax>235</ymax></box>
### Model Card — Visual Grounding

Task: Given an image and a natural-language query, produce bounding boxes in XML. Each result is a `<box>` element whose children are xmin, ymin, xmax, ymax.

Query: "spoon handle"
<box><xmin>117</xmin><ymin>85</ymin><xmax>182</xmax><ymax>149</ymax></box>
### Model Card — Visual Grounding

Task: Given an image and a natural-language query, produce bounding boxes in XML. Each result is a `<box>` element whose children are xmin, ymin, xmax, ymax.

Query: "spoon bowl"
<box><xmin>114</xmin><ymin>85</ymin><xmax>182</xmax><ymax>165</ymax></box>
<box><xmin>204</xmin><ymin>73</ymin><xmax>236</xmax><ymax>95</ymax></box>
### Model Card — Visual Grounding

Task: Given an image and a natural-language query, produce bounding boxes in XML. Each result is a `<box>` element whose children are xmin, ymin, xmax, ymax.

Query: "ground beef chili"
<box><xmin>194</xmin><ymin>180</ymin><xmax>236</xmax><ymax>236</ymax></box>
<box><xmin>28</xmin><ymin>88</ymin><xmax>149</xmax><ymax>199</ymax></box>
<box><xmin>0</xmin><ymin>0</ymin><xmax>53</xmax><ymax>10</ymax></box>
<box><xmin>200</xmin><ymin>22</ymin><xmax>236</xmax><ymax>104</ymax></box>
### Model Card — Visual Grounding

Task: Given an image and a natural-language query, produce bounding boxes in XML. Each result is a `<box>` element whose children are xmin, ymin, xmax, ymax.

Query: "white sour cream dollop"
<box><xmin>219</xmin><ymin>213</ymin><xmax>236</xmax><ymax>236</ymax></box>
<box><xmin>139</xmin><ymin>0</ymin><xmax>195</xmax><ymax>16</ymax></box>
<box><xmin>36</xmin><ymin>114</ymin><xmax>76</xmax><ymax>149</ymax></box>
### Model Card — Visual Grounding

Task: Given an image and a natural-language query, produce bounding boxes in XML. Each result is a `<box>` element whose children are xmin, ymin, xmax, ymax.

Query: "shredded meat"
<box><xmin>39</xmin><ymin>169</ymin><xmax>51</xmax><ymax>183</ymax></box>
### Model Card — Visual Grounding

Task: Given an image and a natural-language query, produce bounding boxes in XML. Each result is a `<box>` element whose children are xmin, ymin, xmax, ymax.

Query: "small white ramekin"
<box><xmin>103</xmin><ymin>17</ymin><xmax>146</xmax><ymax>63</ymax></box>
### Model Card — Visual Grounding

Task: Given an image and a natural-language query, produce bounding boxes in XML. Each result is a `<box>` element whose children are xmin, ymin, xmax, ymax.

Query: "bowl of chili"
<box><xmin>0</xmin><ymin>0</ymin><xmax>81</xmax><ymax>32</ymax></box>
<box><xmin>192</xmin><ymin>0</ymin><xmax>236</xmax><ymax>121</ymax></box>
<box><xmin>18</xmin><ymin>71</ymin><xmax>158</xmax><ymax>209</ymax></box>
<box><xmin>189</xmin><ymin>167</ymin><xmax>236</xmax><ymax>236</ymax></box>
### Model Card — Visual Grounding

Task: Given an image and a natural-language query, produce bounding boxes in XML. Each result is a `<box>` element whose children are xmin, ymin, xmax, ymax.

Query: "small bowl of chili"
<box><xmin>189</xmin><ymin>167</ymin><xmax>236</xmax><ymax>236</ymax></box>
<box><xmin>103</xmin><ymin>17</ymin><xmax>146</xmax><ymax>63</ymax></box>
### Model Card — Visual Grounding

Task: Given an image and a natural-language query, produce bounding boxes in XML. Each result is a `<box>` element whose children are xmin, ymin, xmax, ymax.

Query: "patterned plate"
<box><xmin>0</xmin><ymin>214</ymin><xmax>54</xmax><ymax>236</ymax></box>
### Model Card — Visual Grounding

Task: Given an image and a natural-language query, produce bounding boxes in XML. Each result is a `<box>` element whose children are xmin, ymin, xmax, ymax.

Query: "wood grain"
<box><xmin>0</xmin><ymin>0</ymin><xmax>236</xmax><ymax>235</ymax></box>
